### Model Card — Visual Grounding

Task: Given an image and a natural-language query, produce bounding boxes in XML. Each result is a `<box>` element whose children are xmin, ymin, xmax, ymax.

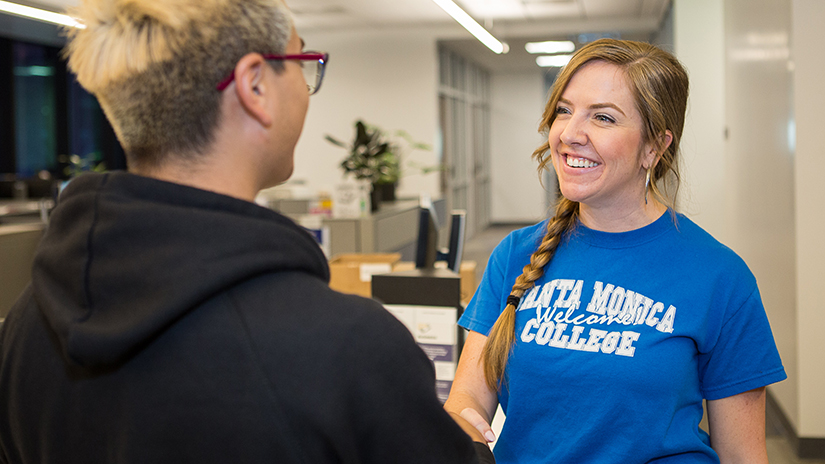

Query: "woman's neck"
<box><xmin>577</xmin><ymin>200</ymin><xmax>667</xmax><ymax>232</ymax></box>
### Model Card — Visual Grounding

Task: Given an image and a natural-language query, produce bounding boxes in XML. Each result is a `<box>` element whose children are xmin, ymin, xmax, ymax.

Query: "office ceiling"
<box><xmin>9</xmin><ymin>0</ymin><xmax>671</xmax><ymax>72</ymax></box>
<box><xmin>17</xmin><ymin>0</ymin><xmax>670</xmax><ymax>33</ymax></box>
<box><xmin>287</xmin><ymin>0</ymin><xmax>670</xmax><ymax>32</ymax></box>
<box><xmin>285</xmin><ymin>0</ymin><xmax>672</xmax><ymax>72</ymax></box>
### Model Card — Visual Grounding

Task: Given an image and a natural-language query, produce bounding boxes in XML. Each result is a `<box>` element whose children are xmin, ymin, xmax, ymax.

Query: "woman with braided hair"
<box><xmin>444</xmin><ymin>39</ymin><xmax>786</xmax><ymax>463</ymax></box>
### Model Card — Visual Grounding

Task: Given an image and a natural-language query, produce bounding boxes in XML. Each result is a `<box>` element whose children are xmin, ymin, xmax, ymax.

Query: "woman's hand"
<box><xmin>444</xmin><ymin>331</ymin><xmax>500</xmax><ymax>443</ymax></box>
<box><xmin>460</xmin><ymin>407</ymin><xmax>497</xmax><ymax>442</ymax></box>
<box><xmin>446</xmin><ymin>410</ymin><xmax>487</xmax><ymax>443</ymax></box>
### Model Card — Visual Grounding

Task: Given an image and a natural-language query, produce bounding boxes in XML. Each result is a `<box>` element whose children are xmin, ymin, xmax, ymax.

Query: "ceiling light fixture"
<box><xmin>525</xmin><ymin>40</ymin><xmax>575</xmax><ymax>54</ymax></box>
<box><xmin>0</xmin><ymin>0</ymin><xmax>84</xmax><ymax>29</ymax></box>
<box><xmin>536</xmin><ymin>54</ymin><xmax>573</xmax><ymax>67</ymax></box>
<box><xmin>432</xmin><ymin>0</ymin><xmax>508</xmax><ymax>54</ymax></box>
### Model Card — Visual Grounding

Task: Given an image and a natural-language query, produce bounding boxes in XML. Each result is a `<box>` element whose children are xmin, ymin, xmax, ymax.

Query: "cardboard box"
<box><xmin>328</xmin><ymin>253</ymin><xmax>401</xmax><ymax>297</ymax></box>
<box><xmin>458</xmin><ymin>261</ymin><xmax>477</xmax><ymax>306</ymax></box>
<box><xmin>393</xmin><ymin>260</ymin><xmax>478</xmax><ymax>306</ymax></box>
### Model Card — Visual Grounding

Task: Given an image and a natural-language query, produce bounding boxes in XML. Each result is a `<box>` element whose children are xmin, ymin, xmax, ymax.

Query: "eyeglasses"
<box><xmin>216</xmin><ymin>51</ymin><xmax>329</xmax><ymax>95</ymax></box>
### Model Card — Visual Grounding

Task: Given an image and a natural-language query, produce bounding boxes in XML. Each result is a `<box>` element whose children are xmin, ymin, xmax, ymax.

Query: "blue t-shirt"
<box><xmin>459</xmin><ymin>211</ymin><xmax>786</xmax><ymax>463</ymax></box>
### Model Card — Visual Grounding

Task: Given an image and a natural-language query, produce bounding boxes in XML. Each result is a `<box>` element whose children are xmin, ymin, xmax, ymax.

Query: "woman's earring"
<box><xmin>644</xmin><ymin>168</ymin><xmax>651</xmax><ymax>205</ymax></box>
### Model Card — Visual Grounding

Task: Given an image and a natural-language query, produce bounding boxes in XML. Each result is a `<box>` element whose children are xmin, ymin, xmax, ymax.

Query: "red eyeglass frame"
<box><xmin>215</xmin><ymin>52</ymin><xmax>328</xmax><ymax>92</ymax></box>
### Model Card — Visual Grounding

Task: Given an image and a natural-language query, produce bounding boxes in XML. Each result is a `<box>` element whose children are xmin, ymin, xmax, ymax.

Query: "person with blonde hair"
<box><xmin>0</xmin><ymin>0</ymin><xmax>492</xmax><ymax>462</ymax></box>
<box><xmin>445</xmin><ymin>39</ymin><xmax>786</xmax><ymax>463</ymax></box>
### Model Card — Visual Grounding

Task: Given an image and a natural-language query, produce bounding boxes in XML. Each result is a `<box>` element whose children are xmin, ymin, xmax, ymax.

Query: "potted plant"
<box><xmin>326</xmin><ymin>120</ymin><xmax>432</xmax><ymax>209</ymax></box>
<box><xmin>59</xmin><ymin>152</ymin><xmax>106</xmax><ymax>178</ymax></box>
<box><xmin>326</xmin><ymin>120</ymin><xmax>397</xmax><ymax>207</ymax></box>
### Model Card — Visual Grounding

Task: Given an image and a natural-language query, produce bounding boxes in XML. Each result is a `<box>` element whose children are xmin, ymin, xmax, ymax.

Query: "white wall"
<box><xmin>673</xmin><ymin>0</ymin><xmax>727</xmax><ymax>240</ymax></box>
<box><xmin>724</xmin><ymin>0</ymin><xmax>799</xmax><ymax>431</ymax></box>
<box><xmin>294</xmin><ymin>28</ymin><xmax>441</xmax><ymax>199</ymax></box>
<box><xmin>792</xmin><ymin>0</ymin><xmax>825</xmax><ymax>438</ymax></box>
<box><xmin>295</xmin><ymin>26</ymin><xmax>550</xmax><ymax>224</ymax></box>
<box><xmin>489</xmin><ymin>71</ymin><xmax>548</xmax><ymax>223</ymax></box>
<box><xmin>676</xmin><ymin>0</ymin><xmax>825</xmax><ymax>441</ymax></box>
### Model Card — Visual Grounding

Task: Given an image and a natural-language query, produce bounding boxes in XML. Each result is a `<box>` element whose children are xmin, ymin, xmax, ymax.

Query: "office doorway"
<box><xmin>438</xmin><ymin>47</ymin><xmax>491</xmax><ymax>240</ymax></box>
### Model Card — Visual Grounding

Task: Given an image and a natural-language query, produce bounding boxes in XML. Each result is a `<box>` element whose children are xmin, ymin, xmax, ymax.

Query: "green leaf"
<box><xmin>324</xmin><ymin>135</ymin><xmax>348</xmax><ymax>148</ymax></box>
<box><xmin>355</xmin><ymin>120</ymin><xmax>370</xmax><ymax>146</ymax></box>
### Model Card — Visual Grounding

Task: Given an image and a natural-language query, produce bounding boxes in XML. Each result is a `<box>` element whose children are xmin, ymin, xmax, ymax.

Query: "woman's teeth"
<box><xmin>566</xmin><ymin>156</ymin><xmax>599</xmax><ymax>168</ymax></box>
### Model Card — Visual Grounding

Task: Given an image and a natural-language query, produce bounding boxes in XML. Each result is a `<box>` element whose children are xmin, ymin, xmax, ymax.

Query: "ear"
<box><xmin>643</xmin><ymin>130</ymin><xmax>673</xmax><ymax>170</ymax></box>
<box><xmin>232</xmin><ymin>53</ymin><xmax>273</xmax><ymax>128</ymax></box>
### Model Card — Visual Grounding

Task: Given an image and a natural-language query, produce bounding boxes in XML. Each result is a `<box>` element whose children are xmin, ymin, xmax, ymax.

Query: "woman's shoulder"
<box><xmin>672</xmin><ymin>213</ymin><xmax>755</xmax><ymax>279</ymax></box>
<box><xmin>674</xmin><ymin>214</ymin><xmax>735</xmax><ymax>252</ymax></box>
<box><xmin>480</xmin><ymin>220</ymin><xmax>549</xmax><ymax>286</ymax></box>
<box><xmin>496</xmin><ymin>220</ymin><xmax>549</xmax><ymax>254</ymax></box>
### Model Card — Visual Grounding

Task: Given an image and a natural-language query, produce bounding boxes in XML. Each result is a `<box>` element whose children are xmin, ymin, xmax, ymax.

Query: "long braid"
<box><xmin>481</xmin><ymin>197</ymin><xmax>580</xmax><ymax>391</ymax></box>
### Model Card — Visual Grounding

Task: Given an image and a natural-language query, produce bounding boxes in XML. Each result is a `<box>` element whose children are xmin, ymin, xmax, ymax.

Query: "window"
<box><xmin>13</xmin><ymin>41</ymin><xmax>58</xmax><ymax>177</ymax></box>
<box><xmin>0</xmin><ymin>36</ymin><xmax>124</xmax><ymax>184</ymax></box>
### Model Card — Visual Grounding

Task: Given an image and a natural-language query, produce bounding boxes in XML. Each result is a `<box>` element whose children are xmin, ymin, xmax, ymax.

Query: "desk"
<box><xmin>0</xmin><ymin>199</ymin><xmax>53</xmax><ymax>225</ymax></box>
<box><xmin>0</xmin><ymin>223</ymin><xmax>44</xmax><ymax>318</ymax></box>
<box><xmin>0</xmin><ymin>200</ymin><xmax>50</xmax><ymax>317</ymax></box>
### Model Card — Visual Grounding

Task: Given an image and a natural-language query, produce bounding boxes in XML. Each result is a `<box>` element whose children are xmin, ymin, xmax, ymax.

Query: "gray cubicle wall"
<box><xmin>270</xmin><ymin>198</ymin><xmax>447</xmax><ymax>260</ymax></box>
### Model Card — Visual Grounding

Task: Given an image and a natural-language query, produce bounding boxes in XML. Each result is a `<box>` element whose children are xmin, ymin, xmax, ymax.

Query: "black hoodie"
<box><xmin>0</xmin><ymin>172</ymin><xmax>480</xmax><ymax>463</ymax></box>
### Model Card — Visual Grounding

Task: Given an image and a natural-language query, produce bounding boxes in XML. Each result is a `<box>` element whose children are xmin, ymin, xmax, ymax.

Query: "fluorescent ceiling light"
<box><xmin>525</xmin><ymin>40</ymin><xmax>575</xmax><ymax>54</ymax></box>
<box><xmin>432</xmin><ymin>0</ymin><xmax>508</xmax><ymax>54</ymax></box>
<box><xmin>0</xmin><ymin>0</ymin><xmax>84</xmax><ymax>29</ymax></box>
<box><xmin>536</xmin><ymin>54</ymin><xmax>572</xmax><ymax>67</ymax></box>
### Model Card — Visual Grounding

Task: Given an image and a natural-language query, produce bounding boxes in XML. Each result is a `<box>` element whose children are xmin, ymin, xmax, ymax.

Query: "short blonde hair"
<box><xmin>65</xmin><ymin>0</ymin><xmax>292</xmax><ymax>168</ymax></box>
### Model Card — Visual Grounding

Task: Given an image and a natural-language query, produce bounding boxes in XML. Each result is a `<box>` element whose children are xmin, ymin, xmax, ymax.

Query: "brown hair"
<box><xmin>64</xmin><ymin>0</ymin><xmax>292</xmax><ymax>169</ymax></box>
<box><xmin>481</xmin><ymin>39</ymin><xmax>690</xmax><ymax>390</ymax></box>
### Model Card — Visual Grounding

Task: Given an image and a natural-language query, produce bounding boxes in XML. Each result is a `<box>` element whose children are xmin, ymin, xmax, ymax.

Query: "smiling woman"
<box><xmin>477</xmin><ymin>40</ymin><xmax>691</xmax><ymax>388</ymax></box>
<box><xmin>444</xmin><ymin>38</ymin><xmax>786</xmax><ymax>464</ymax></box>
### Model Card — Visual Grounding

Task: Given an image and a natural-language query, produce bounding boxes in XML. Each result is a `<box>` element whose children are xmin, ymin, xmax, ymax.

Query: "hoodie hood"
<box><xmin>33</xmin><ymin>172</ymin><xmax>329</xmax><ymax>368</ymax></box>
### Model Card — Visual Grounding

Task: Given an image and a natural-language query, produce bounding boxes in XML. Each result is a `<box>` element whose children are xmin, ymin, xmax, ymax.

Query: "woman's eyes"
<box><xmin>554</xmin><ymin>107</ymin><xmax>616</xmax><ymax>124</ymax></box>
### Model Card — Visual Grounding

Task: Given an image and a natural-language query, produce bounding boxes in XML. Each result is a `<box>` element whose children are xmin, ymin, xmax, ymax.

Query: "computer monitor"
<box><xmin>415</xmin><ymin>205</ymin><xmax>466</xmax><ymax>272</ymax></box>
<box><xmin>414</xmin><ymin>204</ymin><xmax>439</xmax><ymax>269</ymax></box>
<box><xmin>442</xmin><ymin>211</ymin><xmax>466</xmax><ymax>273</ymax></box>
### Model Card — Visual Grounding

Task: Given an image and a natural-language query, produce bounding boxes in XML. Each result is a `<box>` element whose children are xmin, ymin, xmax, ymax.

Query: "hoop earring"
<box><xmin>644</xmin><ymin>168</ymin><xmax>651</xmax><ymax>205</ymax></box>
